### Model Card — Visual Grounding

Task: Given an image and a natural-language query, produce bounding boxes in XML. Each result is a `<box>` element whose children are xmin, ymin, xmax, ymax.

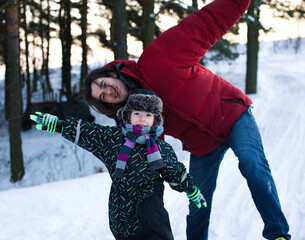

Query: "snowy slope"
<box><xmin>0</xmin><ymin>40</ymin><xmax>305</xmax><ymax>240</ymax></box>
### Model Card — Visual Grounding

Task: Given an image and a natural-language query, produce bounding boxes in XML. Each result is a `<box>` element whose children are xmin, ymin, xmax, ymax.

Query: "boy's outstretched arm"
<box><xmin>30</xmin><ymin>112</ymin><xmax>116</xmax><ymax>169</ymax></box>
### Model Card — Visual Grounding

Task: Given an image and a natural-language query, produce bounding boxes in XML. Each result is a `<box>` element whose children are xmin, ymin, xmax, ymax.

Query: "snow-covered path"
<box><xmin>0</xmin><ymin>41</ymin><xmax>305</xmax><ymax>240</ymax></box>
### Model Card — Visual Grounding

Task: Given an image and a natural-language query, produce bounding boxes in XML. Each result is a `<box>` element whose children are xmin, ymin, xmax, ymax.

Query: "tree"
<box><xmin>112</xmin><ymin>0</ymin><xmax>128</xmax><ymax>59</ymax></box>
<box><xmin>98</xmin><ymin>0</ymin><xmax>159</xmax><ymax>57</ymax></box>
<box><xmin>192</xmin><ymin>0</ymin><xmax>199</xmax><ymax>10</ymax></box>
<box><xmin>0</xmin><ymin>1</ymin><xmax>8</xmax><ymax>64</ymax></box>
<box><xmin>80</xmin><ymin>0</ymin><xmax>88</xmax><ymax>92</ymax></box>
<box><xmin>245</xmin><ymin>0</ymin><xmax>260</xmax><ymax>94</ymax></box>
<box><xmin>59</xmin><ymin>0</ymin><xmax>72</xmax><ymax>101</ymax></box>
<box><xmin>38</xmin><ymin>0</ymin><xmax>52</xmax><ymax>94</ymax></box>
<box><xmin>5</xmin><ymin>0</ymin><xmax>25</xmax><ymax>182</ymax></box>
<box><xmin>28</xmin><ymin>0</ymin><xmax>40</xmax><ymax>92</ymax></box>
<box><xmin>141</xmin><ymin>0</ymin><xmax>155</xmax><ymax>49</ymax></box>
<box><xmin>20</xmin><ymin>0</ymin><xmax>31</xmax><ymax>111</ymax></box>
<box><xmin>20</xmin><ymin>0</ymin><xmax>52</xmax><ymax>98</ymax></box>
<box><xmin>244</xmin><ymin>0</ymin><xmax>304</xmax><ymax>94</ymax></box>
<box><xmin>44</xmin><ymin>0</ymin><xmax>52</xmax><ymax>94</ymax></box>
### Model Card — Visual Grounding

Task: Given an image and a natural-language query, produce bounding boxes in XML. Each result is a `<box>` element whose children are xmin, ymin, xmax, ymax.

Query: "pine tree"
<box><xmin>5</xmin><ymin>0</ymin><xmax>25</xmax><ymax>182</ymax></box>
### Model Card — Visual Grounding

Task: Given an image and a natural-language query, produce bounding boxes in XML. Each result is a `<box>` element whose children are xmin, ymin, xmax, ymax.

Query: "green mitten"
<box><xmin>30</xmin><ymin>112</ymin><xmax>63</xmax><ymax>133</ymax></box>
<box><xmin>187</xmin><ymin>186</ymin><xmax>207</xmax><ymax>209</ymax></box>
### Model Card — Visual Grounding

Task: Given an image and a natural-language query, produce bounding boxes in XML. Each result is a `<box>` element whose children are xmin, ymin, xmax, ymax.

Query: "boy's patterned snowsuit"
<box><xmin>61</xmin><ymin>117</ymin><xmax>194</xmax><ymax>239</ymax></box>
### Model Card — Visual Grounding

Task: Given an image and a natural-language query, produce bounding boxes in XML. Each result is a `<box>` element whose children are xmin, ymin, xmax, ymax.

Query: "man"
<box><xmin>82</xmin><ymin>0</ymin><xmax>290</xmax><ymax>239</ymax></box>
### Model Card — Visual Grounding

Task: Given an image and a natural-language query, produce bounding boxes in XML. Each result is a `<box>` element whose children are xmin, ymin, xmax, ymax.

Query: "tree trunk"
<box><xmin>80</xmin><ymin>0</ymin><xmax>88</xmax><ymax>94</ymax></box>
<box><xmin>39</xmin><ymin>0</ymin><xmax>45</xmax><ymax>75</ymax></box>
<box><xmin>32</xmin><ymin>57</ymin><xmax>38</xmax><ymax>92</ymax></box>
<box><xmin>29</xmin><ymin>4</ymin><xmax>39</xmax><ymax>92</ymax></box>
<box><xmin>192</xmin><ymin>0</ymin><xmax>198</xmax><ymax>10</ymax></box>
<box><xmin>141</xmin><ymin>0</ymin><xmax>155</xmax><ymax>49</ymax></box>
<box><xmin>246</xmin><ymin>0</ymin><xmax>259</xmax><ymax>94</ymax></box>
<box><xmin>21</xmin><ymin>0</ymin><xmax>31</xmax><ymax>111</ymax></box>
<box><xmin>112</xmin><ymin>0</ymin><xmax>128</xmax><ymax>59</ymax></box>
<box><xmin>45</xmin><ymin>0</ymin><xmax>51</xmax><ymax>92</ymax></box>
<box><xmin>59</xmin><ymin>0</ymin><xmax>72</xmax><ymax>101</ymax></box>
<box><xmin>5</xmin><ymin>0</ymin><xmax>25</xmax><ymax>182</ymax></box>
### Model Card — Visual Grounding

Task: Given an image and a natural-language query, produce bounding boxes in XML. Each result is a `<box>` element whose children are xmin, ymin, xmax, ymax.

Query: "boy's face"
<box><xmin>91</xmin><ymin>77</ymin><xmax>129</xmax><ymax>104</ymax></box>
<box><xmin>130</xmin><ymin>110</ymin><xmax>155</xmax><ymax>127</ymax></box>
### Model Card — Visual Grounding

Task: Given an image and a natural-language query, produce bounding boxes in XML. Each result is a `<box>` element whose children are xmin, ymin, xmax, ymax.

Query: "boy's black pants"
<box><xmin>136</xmin><ymin>179</ymin><xmax>174</xmax><ymax>240</ymax></box>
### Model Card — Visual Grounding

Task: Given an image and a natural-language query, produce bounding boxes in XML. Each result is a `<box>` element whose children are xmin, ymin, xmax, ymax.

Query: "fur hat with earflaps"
<box><xmin>117</xmin><ymin>89</ymin><xmax>163</xmax><ymax>126</ymax></box>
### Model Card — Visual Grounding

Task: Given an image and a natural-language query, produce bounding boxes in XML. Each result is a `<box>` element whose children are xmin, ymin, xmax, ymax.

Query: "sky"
<box><xmin>0</xmin><ymin>38</ymin><xmax>305</xmax><ymax>239</ymax></box>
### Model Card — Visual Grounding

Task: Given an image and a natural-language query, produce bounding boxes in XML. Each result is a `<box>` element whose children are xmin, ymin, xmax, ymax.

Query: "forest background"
<box><xmin>1</xmin><ymin>0</ymin><xmax>305</xmax><ymax>182</ymax></box>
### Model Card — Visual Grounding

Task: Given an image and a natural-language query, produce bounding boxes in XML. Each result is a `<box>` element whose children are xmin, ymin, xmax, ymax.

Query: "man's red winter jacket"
<box><xmin>106</xmin><ymin>0</ymin><xmax>252</xmax><ymax>156</ymax></box>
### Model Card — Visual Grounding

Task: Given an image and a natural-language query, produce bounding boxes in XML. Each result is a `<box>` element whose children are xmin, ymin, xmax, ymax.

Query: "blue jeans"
<box><xmin>186</xmin><ymin>109</ymin><xmax>290</xmax><ymax>240</ymax></box>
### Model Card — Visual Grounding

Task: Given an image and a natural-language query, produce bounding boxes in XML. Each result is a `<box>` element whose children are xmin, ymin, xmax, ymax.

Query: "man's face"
<box><xmin>91</xmin><ymin>77</ymin><xmax>129</xmax><ymax>104</ymax></box>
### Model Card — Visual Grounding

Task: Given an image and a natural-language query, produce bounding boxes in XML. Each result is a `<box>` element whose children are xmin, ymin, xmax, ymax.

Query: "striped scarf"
<box><xmin>115</xmin><ymin>123</ymin><xmax>164</xmax><ymax>178</ymax></box>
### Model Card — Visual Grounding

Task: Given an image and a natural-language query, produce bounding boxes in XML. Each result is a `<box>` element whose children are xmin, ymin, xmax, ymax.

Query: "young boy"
<box><xmin>30</xmin><ymin>90</ymin><xmax>206</xmax><ymax>240</ymax></box>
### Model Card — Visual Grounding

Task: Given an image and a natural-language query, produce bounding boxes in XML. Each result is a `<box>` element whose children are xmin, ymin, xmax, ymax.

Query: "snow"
<box><xmin>0</xmin><ymin>39</ymin><xmax>305</xmax><ymax>240</ymax></box>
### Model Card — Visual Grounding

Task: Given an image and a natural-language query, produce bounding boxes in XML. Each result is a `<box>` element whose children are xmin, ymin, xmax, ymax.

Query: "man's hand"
<box><xmin>30</xmin><ymin>112</ymin><xmax>63</xmax><ymax>133</ymax></box>
<box><xmin>187</xmin><ymin>186</ymin><xmax>207</xmax><ymax>209</ymax></box>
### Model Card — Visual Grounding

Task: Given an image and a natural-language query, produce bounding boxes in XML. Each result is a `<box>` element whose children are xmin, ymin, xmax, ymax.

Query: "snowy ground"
<box><xmin>0</xmin><ymin>39</ymin><xmax>305</xmax><ymax>240</ymax></box>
